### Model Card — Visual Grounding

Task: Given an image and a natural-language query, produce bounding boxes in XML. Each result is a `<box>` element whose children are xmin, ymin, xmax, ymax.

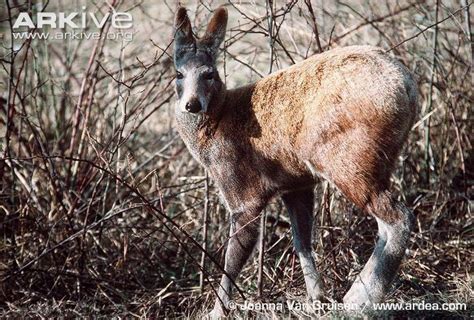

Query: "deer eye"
<box><xmin>203</xmin><ymin>71</ymin><xmax>214</xmax><ymax>80</ymax></box>
<box><xmin>176</xmin><ymin>71</ymin><xmax>184</xmax><ymax>80</ymax></box>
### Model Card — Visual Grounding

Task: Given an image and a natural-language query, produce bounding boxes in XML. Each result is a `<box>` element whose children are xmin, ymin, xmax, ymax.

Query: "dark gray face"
<box><xmin>174</xmin><ymin>51</ymin><xmax>222</xmax><ymax>113</ymax></box>
<box><xmin>173</xmin><ymin>7</ymin><xmax>227</xmax><ymax>114</ymax></box>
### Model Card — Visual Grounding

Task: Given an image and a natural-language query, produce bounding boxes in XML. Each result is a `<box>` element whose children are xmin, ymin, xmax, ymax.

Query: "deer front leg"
<box><xmin>210</xmin><ymin>202</ymin><xmax>264</xmax><ymax>318</ymax></box>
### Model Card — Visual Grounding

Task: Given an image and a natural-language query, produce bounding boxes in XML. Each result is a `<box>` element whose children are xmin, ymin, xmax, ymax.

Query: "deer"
<box><xmin>172</xmin><ymin>5</ymin><xmax>418</xmax><ymax>318</ymax></box>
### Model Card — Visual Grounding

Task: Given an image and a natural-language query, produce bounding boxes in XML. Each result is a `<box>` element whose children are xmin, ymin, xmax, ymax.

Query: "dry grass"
<box><xmin>0</xmin><ymin>0</ymin><xmax>472</xmax><ymax>318</ymax></box>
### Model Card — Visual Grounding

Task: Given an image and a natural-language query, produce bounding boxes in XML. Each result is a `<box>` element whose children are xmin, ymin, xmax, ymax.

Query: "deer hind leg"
<box><xmin>343</xmin><ymin>191</ymin><xmax>414</xmax><ymax>308</ymax></box>
<box><xmin>282</xmin><ymin>189</ymin><xmax>323</xmax><ymax>301</ymax></box>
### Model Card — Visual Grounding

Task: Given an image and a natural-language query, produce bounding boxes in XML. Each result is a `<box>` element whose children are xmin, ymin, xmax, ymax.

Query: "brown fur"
<box><xmin>177</xmin><ymin>46</ymin><xmax>418</xmax><ymax>220</ymax></box>
<box><xmin>202</xmin><ymin>7</ymin><xmax>228</xmax><ymax>41</ymax></box>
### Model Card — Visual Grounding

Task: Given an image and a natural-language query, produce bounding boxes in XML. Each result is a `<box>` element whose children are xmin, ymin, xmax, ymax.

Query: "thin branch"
<box><xmin>387</xmin><ymin>2</ymin><xmax>471</xmax><ymax>52</ymax></box>
<box><xmin>304</xmin><ymin>0</ymin><xmax>323</xmax><ymax>53</ymax></box>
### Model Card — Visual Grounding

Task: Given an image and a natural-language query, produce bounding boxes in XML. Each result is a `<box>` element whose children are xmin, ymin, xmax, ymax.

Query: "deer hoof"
<box><xmin>343</xmin><ymin>280</ymin><xmax>372</xmax><ymax>310</ymax></box>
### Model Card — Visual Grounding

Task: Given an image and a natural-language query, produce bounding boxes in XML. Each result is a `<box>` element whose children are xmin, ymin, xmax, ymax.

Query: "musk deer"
<box><xmin>172</xmin><ymin>6</ymin><xmax>418</xmax><ymax>317</ymax></box>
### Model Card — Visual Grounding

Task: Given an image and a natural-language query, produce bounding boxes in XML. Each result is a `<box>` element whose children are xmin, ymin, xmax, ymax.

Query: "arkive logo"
<box><xmin>11</xmin><ymin>7</ymin><xmax>134</xmax><ymax>41</ymax></box>
<box><xmin>13</xmin><ymin>9</ymin><xmax>133</xmax><ymax>29</ymax></box>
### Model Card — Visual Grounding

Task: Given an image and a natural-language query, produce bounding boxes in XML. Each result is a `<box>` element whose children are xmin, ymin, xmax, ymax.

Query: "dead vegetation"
<box><xmin>0</xmin><ymin>0</ymin><xmax>472</xmax><ymax>318</ymax></box>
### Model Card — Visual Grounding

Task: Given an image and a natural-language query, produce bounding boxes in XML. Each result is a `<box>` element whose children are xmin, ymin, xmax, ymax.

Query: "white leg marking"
<box><xmin>343</xmin><ymin>215</ymin><xmax>411</xmax><ymax>309</ymax></box>
<box><xmin>298</xmin><ymin>251</ymin><xmax>323</xmax><ymax>301</ymax></box>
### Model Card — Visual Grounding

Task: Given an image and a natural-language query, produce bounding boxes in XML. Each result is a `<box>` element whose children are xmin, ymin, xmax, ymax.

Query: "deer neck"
<box><xmin>175</xmin><ymin>83</ymin><xmax>255</xmax><ymax>151</ymax></box>
<box><xmin>175</xmin><ymin>87</ymin><xmax>226</xmax><ymax>147</ymax></box>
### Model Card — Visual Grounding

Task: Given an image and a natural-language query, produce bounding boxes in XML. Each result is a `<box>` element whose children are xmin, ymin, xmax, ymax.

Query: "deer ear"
<box><xmin>201</xmin><ymin>6</ymin><xmax>228</xmax><ymax>57</ymax></box>
<box><xmin>174</xmin><ymin>7</ymin><xmax>195</xmax><ymax>53</ymax></box>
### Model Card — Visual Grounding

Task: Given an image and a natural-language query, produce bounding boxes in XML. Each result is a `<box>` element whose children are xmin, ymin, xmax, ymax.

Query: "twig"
<box><xmin>266</xmin><ymin>0</ymin><xmax>275</xmax><ymax>73</ymax></box>
<box><xmin>424</xmin><ymin>0</ymin><xmax>441</xmax><ymax>184</ymax></box>
<box><xmin>304</xmin><ymin>0</ymin><xmax>323</xmax><ymax>53</ymax></box>
<box><xmin>327</xmin><ymin>1</ymin><xmax>420</xmax><ymax>49</ymax></box>
<box><xmin>461</xmin><ymin>0</ymin><xmax>473</xmax><ymax>68</ymax></box>
<box><xmin>387</xmin><ymin>2</ymin><xmax>471</xmax><ymax>52</ymax></box>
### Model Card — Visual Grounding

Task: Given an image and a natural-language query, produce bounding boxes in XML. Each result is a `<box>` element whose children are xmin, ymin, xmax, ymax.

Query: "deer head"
<box><xmin>173</xmin><ymin>6</ymin><xmax>228</xmax><ymax>114</ymax></box>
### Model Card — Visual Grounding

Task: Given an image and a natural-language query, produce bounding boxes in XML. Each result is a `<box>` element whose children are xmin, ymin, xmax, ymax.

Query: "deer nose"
<box><xmin>185</xmin><ymin>100</ymin><xmax>202</xmax><ymax>113</ymax></box>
